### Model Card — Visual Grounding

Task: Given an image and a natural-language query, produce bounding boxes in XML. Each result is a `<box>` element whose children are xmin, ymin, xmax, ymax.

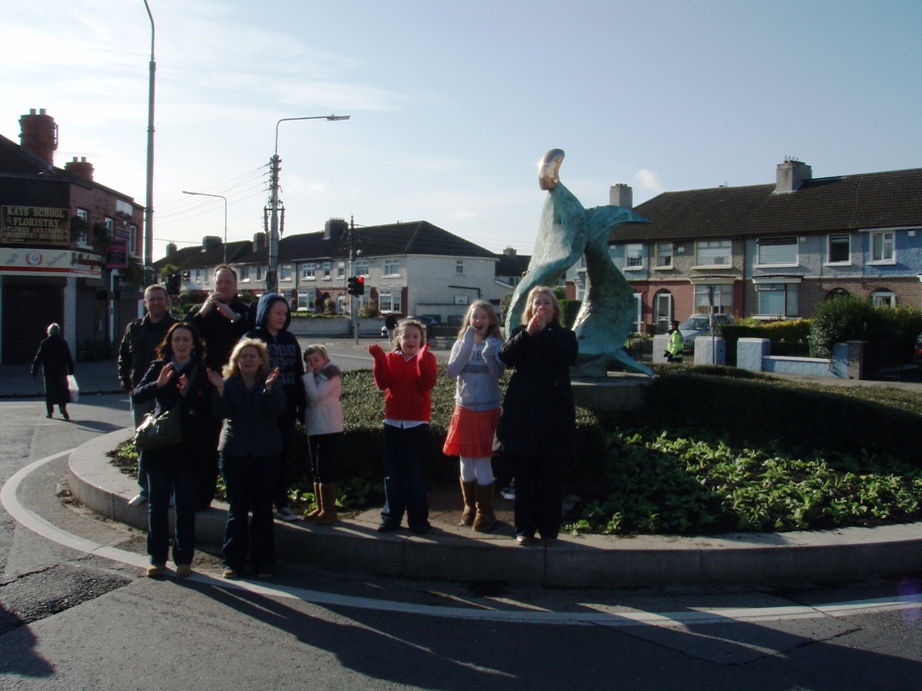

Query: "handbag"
<box><xmin>135</xmin><ymin>406</ymin><xmax>182</xmax><ymax>451</ymax></box>
<box><xmin>67</xmin><ymin>374</ymin><xmax>80</xmax><ymax>403</ymax></box>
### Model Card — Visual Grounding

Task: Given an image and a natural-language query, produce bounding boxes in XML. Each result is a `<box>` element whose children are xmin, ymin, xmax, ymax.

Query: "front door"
<box><xmin>654</xmin><ymin>292</ymin><xmax>673</xmax><ymax>334</ymax></box>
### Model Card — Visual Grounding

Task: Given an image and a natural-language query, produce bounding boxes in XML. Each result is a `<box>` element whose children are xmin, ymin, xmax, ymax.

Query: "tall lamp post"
<box><xmin>142</xmin><ymin>0</ymin><xmax>156</xmax><ymax>272</ymax></box>
<box><xmin>267</xmin><ymin>114</ymin><xmax>350</xmax><ymax>293</ymax></box>
<box><xmin>182</xmin><ymin>191</ymin><xmax>228</xmax><ymax>263</ymax></box>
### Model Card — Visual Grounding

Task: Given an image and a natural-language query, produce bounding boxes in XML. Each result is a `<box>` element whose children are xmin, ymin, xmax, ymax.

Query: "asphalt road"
<box><xmin>1</xmin><ymin>393</ymin><xmax>921</xmax><ymax>689</ymax></box>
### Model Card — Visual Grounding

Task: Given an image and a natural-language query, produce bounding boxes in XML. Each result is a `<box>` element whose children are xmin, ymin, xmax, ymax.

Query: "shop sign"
<box><xmin>1</xmin><ymin>206</ymin><xmax>70</xmax><ymax>245</ymax></box>
<box><xmin>0</xmin><ymin>247</ymin><xmax>102</xmax><ymax>278</ymax></box>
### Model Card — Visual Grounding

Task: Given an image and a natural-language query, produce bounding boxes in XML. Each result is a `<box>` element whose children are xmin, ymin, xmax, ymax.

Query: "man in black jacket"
<box><xmin>118</xmin><ymin>284</ymin><xmax>177</xmax><ymax>506</ymax></box>
<box><xmin>186</xmin><ymin>264</ymin><xmax>252</xmax><ymax>509</ymax></box>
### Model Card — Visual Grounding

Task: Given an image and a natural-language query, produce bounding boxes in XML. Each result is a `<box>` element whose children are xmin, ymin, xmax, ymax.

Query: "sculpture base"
<box><xmin>571</xmin><ymin>372</ymin><xmax>651</xmax><ymax>412</ymax></box>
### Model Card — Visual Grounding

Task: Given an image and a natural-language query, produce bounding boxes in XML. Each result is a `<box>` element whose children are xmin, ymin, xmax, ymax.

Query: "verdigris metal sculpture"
<box><xmin>505</xmin><ymin>149</ymin><xmax>653</xmax><ymax>378</ymax></box>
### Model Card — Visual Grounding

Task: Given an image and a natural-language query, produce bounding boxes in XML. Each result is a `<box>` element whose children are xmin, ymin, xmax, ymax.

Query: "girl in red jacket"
<box><xmin>368</xmin><ymin>319</ymin><xmax>438</xmax><ymax>534</ymax></box>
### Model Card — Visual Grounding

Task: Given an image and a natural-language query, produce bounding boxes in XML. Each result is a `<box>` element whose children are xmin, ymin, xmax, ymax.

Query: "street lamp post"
<box><xmin>267</xmin><ymin>114</ymin><xmax>350</xmax><ymax>293</ymax></box>
<box><xmin>182</xmin><ymin>191</ymin><xmax>228</xmax><ymax>263</ymax></box>
<box><xmin>142</xmin><ymin>0</ymin><xmax>156</xmax><ymax>273</ymax></box>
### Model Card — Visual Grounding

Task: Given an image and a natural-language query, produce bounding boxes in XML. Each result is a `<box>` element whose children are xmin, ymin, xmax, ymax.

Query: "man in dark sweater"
<box><xmin>118</xmin><ymin>284</ymin><xmax>177</xmax><ymax>506</ymax></box>
<box><xmin>187</xmin><ymin>265</ymin><xmax>252</xmax><ymax>509</ymax></box>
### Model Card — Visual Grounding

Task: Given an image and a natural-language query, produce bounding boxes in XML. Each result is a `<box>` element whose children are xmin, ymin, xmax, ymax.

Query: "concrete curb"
<box><xmin>69</xmin><ymin>429</ymin><xmax>922</xmax><ymax>588</ymax></box>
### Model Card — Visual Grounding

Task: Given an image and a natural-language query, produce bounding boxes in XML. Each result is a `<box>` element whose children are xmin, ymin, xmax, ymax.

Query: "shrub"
<box><xmin>558</xmin><ymin>299</ymin><xmax>582</xmax><ymax>329</ymax></box>
<box><xmin>809</xmin><ymin>295</ymin><xmax>875</xmax><ymax>357</ymax></box>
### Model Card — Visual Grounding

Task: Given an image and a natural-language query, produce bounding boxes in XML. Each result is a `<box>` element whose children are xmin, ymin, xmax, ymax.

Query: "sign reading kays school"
<box><xmin>1</xmin><ymin>205</ymin><xmax>70</xmax><ymax>245</ymax></box>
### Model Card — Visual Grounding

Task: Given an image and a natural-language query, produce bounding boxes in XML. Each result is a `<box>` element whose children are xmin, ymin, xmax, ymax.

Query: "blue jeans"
<box><xmin>380</xmin><ymin>424</ymin><xmax>429</xmax><ymax>530</ymax></box>
<box><xmin>221</xmin><ymin>453</ymin><xmax>279</xmax><ymax>572</ymax></box>
<box><xmin>147</xmin><ymin>462</ymin><xmax>196</xmax><ymax>566</ymax></box>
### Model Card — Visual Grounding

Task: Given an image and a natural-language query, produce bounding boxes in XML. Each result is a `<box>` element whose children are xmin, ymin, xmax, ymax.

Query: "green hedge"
<box><xmin>558</xmin><ymin>299</ymin><xmax>582</xmax><ymax>329</ymax></box>
<box><xmin>285</xmin><ymin>364</ymin><xmax>607</xmax><ymax>498</ymax></box>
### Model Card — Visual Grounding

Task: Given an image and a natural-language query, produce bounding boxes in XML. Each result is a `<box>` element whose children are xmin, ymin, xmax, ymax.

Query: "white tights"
<box><xmin>460</xmin><ymin>457</ymin><xmax>493</xmax><ymax>485</ymax></box>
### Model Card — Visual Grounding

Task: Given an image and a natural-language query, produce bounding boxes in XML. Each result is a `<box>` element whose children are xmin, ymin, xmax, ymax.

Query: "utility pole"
<box><xmin>350</xmin><ymin>216</ymin><xmax>358</xmax><ymax>344</ymax></box>
<box><xmin>142</xmin><ymin>0</ymin><xmax>156</xmax><ymax>274</ymax></box>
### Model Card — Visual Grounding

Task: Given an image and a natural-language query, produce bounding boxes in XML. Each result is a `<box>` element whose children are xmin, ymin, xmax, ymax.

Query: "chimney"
<box><xmin>324</xmin><ymin>217</ymin><xmax>348</xmax><ymax>240</ymax></box>
<box><xmin>253</xmin><ymin>232</ymin><xmax>266</xmax><ymax>253</ymax></box>
<box><xmin>775</xmin><ymin>159</ymin><xmax>812</xmax><ymax>194</ymax></box>
<box><xmin>19</xmin><ymin>108</ymin><xmax>58</xmax><ymax>166</ymax></box>
<box><xmin>610</xmin><ymin>184</ymin><xmax>633</xmax><ymax>208</ymax></box>
<box><xmin>502</xmin><ymin>247</ymin><xmax>517</xmax><ymax>257</ymax></box>
<box><xmin>202</xmin><ymin>235</ymin><xmax>222</xmax><ymax>252</ymax></box>
<box><xmin>65</xmin><ymin>156</ymin><xmax>94</xmax><ymax>182</ymax></box>
<box><xmin>166</xmin><ymin>242</ymin><xmax>178</xmax><ymax>257</ymax></box>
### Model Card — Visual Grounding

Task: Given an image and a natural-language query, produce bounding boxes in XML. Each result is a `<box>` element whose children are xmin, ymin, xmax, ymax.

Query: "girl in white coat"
<box><xmin>302</xmin><ymin>345</ymin><xmax>344</xmax><ymax>524</ymax></box>
<box><xmin>443</xmin><ymin>300</ymin><xmax>505</xmax><ymax>531</ymax></box>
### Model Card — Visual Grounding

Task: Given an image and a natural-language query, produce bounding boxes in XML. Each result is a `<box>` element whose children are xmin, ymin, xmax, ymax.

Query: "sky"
<box><xmin>2</xmin><ymin>1</ymin><xmax>921</xmax><ymax>261</ymax></box>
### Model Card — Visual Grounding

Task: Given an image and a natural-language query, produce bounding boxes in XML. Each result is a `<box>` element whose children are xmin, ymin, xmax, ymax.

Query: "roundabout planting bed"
<box><xmin>110</xmin><ymin>364</ymin><xmax>922</xmax><ymax>536</ymax></box>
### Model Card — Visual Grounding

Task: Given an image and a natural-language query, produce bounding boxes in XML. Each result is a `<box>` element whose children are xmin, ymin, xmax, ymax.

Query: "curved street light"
<box><xmin>182</xmin><ymin>191</ymin><xmax>228</xmax><ymax>263</ymax></box>
<box><xmin>267</xmin><ymin>114</ymin><xmax>350</xmax><ymax>292</ymax></box>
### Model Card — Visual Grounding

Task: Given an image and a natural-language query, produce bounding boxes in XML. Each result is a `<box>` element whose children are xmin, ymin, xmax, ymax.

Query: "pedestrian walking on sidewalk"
<box><xmin>31</xmin><ymin>323</ymin><xmax>74</xmax><ymax>421</ymax></box>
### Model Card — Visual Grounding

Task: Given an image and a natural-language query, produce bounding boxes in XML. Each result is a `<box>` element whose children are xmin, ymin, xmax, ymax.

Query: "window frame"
<box><xmin>755</xmin><ymin>281</ymin><xmax>800</xmax><ymax>319</ymax></box>
<box><xmin>655</xmin><ymin>243</ymin><xmax>673</xmax><ymax>269</ymax></box>
<box><xmin>624</xmin><ymin>243</ymin><xmax>644</xmax><ymax>271</ymax></box>
<box><xmin>384</xmin><ymin>259</ymin><xmax>400</xmax><ymax>277</ymax></box>
<box><xmin>869</xmin><ymin>231</ymin><xmax>896</xmax><ymax>264</ymax></box>
<box><xmin>695</xmin><ymin>239</ymin><xmax>732</xmax><ymax>268</ymax></box>
<box><xmin>756</xmin><ymin>236</ymin><xmax>798</xmax><ymax>268</ymax></box>
<box><xmin>826</xmin><ymin>233</ymin><xmax>851</xmax><ymax>265</ymax></box>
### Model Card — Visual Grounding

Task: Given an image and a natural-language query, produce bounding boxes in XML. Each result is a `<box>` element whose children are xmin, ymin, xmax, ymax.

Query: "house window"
<box><xmin>298</xmin><ymin>292</ymin><xmax>314</xmax><ymax>311</ymax></box>
<box><xmin>355</xmin><ymin>259</ymin><xmax>369</xmax><ymax>276</ymax></box>
<box><xmin>756</xmin><ymin>282</ymin><xmax>799</xmax><ymax>318</ymax></box>
<box><xmin>279</xmin><ymin>265</ymin><xmax>293</xmax><ymax>281</ymax></box>
<box><xmin>625</xmin><ymin>244</ymin><xmax>644</xmax><ymax>270</ymax></box>
<box><xmin>870</xmin><ymin>231</ymin><xmax>895</xmax><ymax>263</ymax></box>
<box><xmin>336</xmin><ymin>262</ymin><xmax>345</xmax><ymax>278</ymax></box>
<box><xmin>693</xmin><ymin>284</ymin><xmax>732</xmax><ymax>315</ymax></box>
<box><xmin>323</xmin><ymin>262</ymin><xmax>331</xmax><ymax>279</ymax></box>
<box><xmin>696</xmin><ymin>240</ymin><xmax>731</xmax><ymax>267</ymax></box>
<box><xmin>239</xmin><ymin>266</ymin><xmax>250</xmax><ymax>282</ymax></box>
<box><xmin>379</xmin><ymin>289</ymin><xmax>402</xmax><ymax>313</ymax></box>
<box><xmin>76</xmin><ymin>208</ymin><xmax>89</xmax><ymax>246</ymax></box>
<box><xmin>827</xmin><ymin>234</ymin><xmax>851</xmax><ymax>264</ymax></box>
<box><xmin>302</xmin><ymin>263</ymin><xmax>316</xmax><ymax>280</ymax></box>
<box><xmin>757</xmin><ymin>236</ymin><xmax>797</xmax><ymax>266</ymax></box>
<box><xmin>104</xmin><ymin>217</ymin><xmax>115</xmax><ymax>237</ymax></box>
<box><xmin>193</xmin><ymin>269</ymin><xmax>202</xmax><ymax>285</ymax></box>
<box><xmin>456</xmin><ymin>260</ymin><xmax>464</xmax><ymax>274</ymax></box>
<box><xmin>129</xmin><ymin>225</ymin><xmax>138</xmax><ymax>257</ymax></box>
<box><xmin>336</xmin><ymin>294</ymin><xmax>346</xmax><ymax>315</ymax></box>
<box><xmin>256</xmin><ymin>266</ymin><xmax>263</xmax><ymax>281</ymax></box>
<box><xmin>655</xmin><ymin>243</ymin><xmax>673</xmax><ymax>268</ymax></box>
<box><xmin>870</xmin><ymin>290</ymin><xmax>895</xmax><ymax>307</ymax></box>
<box><xmin>384</xmin><ymin>259</ymin><xmax>400</xmax><ymax>276</ymax></box>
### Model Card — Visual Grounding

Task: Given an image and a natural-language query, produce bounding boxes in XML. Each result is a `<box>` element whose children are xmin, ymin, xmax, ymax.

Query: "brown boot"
<box><xmin>314</xmin><ymin>483</ymin><xmax>339</xmax><ymax>525</ymax></box>
<box><xmin>472</xmin><ymin>481</ymin><xmax>497</xmax><ymax>532</ymax></box>
<box><xmin>303</xmin><ymin>483</ymin><xmax>322</xmax><ymax>521</ymax></box>
<box><xmin>459</xmin><ymin>479</ymin><xmax>476</xmax><ymax>526</ymax></box>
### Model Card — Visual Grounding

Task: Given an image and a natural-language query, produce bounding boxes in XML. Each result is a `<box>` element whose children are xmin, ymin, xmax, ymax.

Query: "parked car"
<box><xmin>678</xmin><ymin>314</ymin><xmax>733</xmax><ymax>346</ymax></box>
<box><xmin>380</xmin><ymin>315</ymin><xmax>438</xmax><ymax>338</ymax></box>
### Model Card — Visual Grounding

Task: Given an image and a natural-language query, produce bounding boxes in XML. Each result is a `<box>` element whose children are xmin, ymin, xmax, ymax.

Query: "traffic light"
<box><xmin>347</xmin><ymin>276</ymin><xmax>365</xmax><ymax>296</ymax></box>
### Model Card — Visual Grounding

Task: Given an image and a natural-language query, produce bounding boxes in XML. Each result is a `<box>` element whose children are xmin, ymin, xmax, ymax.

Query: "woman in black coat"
<box><xmin>31</xmin><ymin>323</ymin><xmax>75</xmax><ymax>420</ymax></box>
<box><xmin>131</xmin><ymin>322</ymin><xmax>212</xmax><ymax>578</ymax></box>
<box><xmin>494</xmin><ymin>286</ymin><xmax>578</xmax><ymax>546</ymax></box>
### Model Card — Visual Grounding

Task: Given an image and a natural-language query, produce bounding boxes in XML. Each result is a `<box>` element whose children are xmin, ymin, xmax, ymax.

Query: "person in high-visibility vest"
<box><xmin>665</xmin><ymin>320</ymin><xmax>684</xmax><ymax>363</ymax></box>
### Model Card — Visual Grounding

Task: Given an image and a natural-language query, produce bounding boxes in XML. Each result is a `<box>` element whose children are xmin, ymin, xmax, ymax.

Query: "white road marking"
<box><xmin>3</xmin><ymin>449</ymin><xmax>921</xmax><ymax>628</ymax></box>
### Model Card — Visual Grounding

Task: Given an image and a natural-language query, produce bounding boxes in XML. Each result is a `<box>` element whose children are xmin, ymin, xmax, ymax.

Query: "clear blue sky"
<box><xmin>3</xmin><ymin>0</ymin><xmax>920</xmax><ymax>259</ymax></box>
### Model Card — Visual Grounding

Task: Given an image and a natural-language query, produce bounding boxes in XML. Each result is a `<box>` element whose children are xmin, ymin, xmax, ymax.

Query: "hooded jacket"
<box><xmin>244</xmin><ymin>292</ymin><xmax>305</xmax><ymax>417</ymax></box>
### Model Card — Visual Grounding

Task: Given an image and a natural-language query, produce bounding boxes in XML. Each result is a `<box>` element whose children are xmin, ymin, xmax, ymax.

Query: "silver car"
<box><xmin>678</xmin><ymin>314</ymin><xmax>733</xmax><ymax>345</ymax></box>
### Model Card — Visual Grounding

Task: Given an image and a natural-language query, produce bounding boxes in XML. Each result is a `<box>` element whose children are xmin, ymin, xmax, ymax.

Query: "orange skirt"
<box><xmin>442</xmin><ymin>406</ymin><xmax>501</xmax><ymax>458</ymax></box>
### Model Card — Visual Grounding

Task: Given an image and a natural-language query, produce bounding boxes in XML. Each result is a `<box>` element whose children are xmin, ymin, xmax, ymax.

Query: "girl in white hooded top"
<box><xmin>442</xmin><ymin>300</ymin><xmax>505</xmax><ymax>531</ymax></box>
<box><xmin>301</xmin><ymin>345</ymin><xmax>344</xmax><ymax>524</ymax></box>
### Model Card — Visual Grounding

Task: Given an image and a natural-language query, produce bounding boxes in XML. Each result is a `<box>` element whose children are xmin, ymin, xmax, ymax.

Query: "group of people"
<box><xmin>114</xmin><ymin>264</ymin><xmax>578</xmax><ymax>580</ymax></box>
<box><xmin>368</xmin><ymin>284</ymin><xmax>578</xmax><ymax>547</ymax></box>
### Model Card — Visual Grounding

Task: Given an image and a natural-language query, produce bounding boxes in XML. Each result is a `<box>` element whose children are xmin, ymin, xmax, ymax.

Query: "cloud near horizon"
<box><xmin>634</xmin><ymin>169</ymin><xmax>667</xmax><ymax>194</ymax></box>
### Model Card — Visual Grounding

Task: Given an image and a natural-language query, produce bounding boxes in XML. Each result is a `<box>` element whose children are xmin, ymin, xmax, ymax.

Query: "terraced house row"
<box><xmin>599</xmin><ymin>160</ymin><xmax>922</xmax><ymax>334</ymax></box>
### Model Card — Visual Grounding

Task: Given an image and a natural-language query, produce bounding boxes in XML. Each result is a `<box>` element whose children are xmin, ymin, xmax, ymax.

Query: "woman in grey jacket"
<box><xmin>207</xmin><ymin>338</ymin><xmax>285</xmax><ymax>579</ymax></box>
